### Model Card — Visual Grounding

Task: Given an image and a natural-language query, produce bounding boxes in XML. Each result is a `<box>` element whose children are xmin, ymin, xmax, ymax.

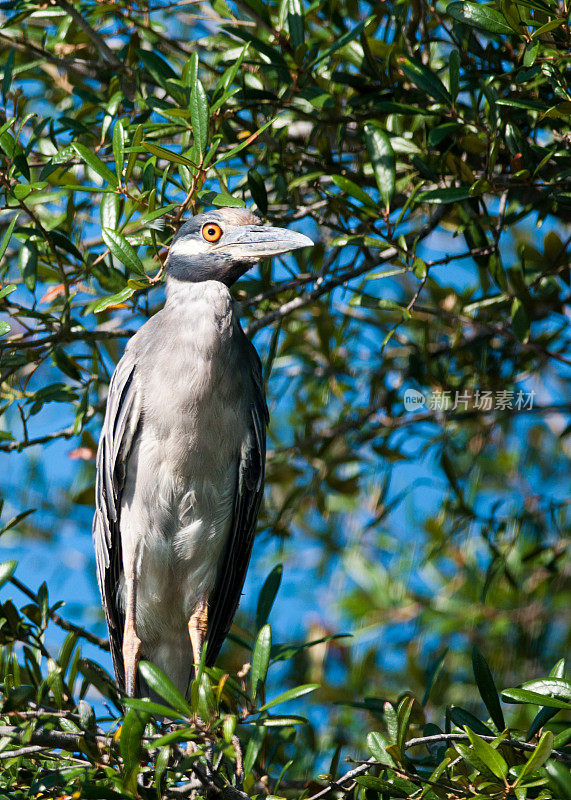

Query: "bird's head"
<box><xmin>167</xmin><ymin>208</ymin><xmax>313</xmax><ymax>286</ymax></box>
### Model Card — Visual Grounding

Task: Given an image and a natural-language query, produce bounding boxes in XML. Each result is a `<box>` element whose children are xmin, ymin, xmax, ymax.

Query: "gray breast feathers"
<box><xmin>92</xmin><ymin>284</ymin><xmax>268</xmax><ymax>693</ymax></box>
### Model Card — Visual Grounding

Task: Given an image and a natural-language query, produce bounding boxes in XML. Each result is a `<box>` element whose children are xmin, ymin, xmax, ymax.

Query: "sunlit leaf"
<box><xmin>364</xmin><ymin>124</ymin><xmax>395</xmax><ymax>211</ymax></box>
<box><xmin>258</xmin><ymin>683</ymin><xmax>319</xmax><ymax>711</ymax></box>
<box><xmin>138</xmin><ymin>661</ymin><xmax>191</xmax><ymax>718</ymax></box>
<box><xmin>251</xmin><ymin>623</ymin><xmax>271</xmax><ymax>700</ymax></box>
<box><xmin>73</xmin><ymin>143</ymin><xmax>118</xmax><ymax>187</ymax></box>
<box><xmin>101</xmin><ymin>228</ymin><xmax>146</xmax><ymax>276</ymax></box>
<box><xmin>447</xmin><ymin>1</ymin><xmax>515</xmax><ymax>34</ymax></box>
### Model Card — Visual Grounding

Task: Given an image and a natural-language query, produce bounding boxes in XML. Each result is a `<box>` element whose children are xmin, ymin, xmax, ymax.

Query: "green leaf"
<box><xmin>413</xmin><ymin>256</ymin><xmax>427</xmax><ymax>280</ymax></box>
<box><xmin>511</xmin><ymin>297</ymin><xmax>530</xmax><ymax>342</ymax></box>
<box><xmin>0</xmin><ymin>320</ymin><xmax>10</xmax><ymax>336</ymax></box>
<box><xmin>222</xmin><ymin>714</ymin><xmax>236</xmax><ymax>742</ymax></box>
<box><xmin>449</xmin><ymin>705</ymin><xmax>495</xmax><ymax>737</ymax></box>
<box><xmin>454</xmin><ymin>741</ymin><xmax>497</xmax><ymax>780</ymax></box>
<box><xmin>472</xmin><ymin>646</ymin><xmax>505</xmax><ymax>731</ymax></box>
<box><xmin>58</xmin><ymin>633</ymin><xmax>79</xmax><ymax>678</ymax></box>
<box><xmin>308</xmin><ymin>19</ymin><xmax>367</xmax><ymax>69</ymax></box>
<box><xmin>464</xmin><ymin>728</ymin><xmax>508</xmax><ymax>779</ymax></box>
<box><xmin>526</xmin><ymin>705</ymin><xmax>559</xmax><ymax>741</ymax></box>
<box><xmin>366</xmin><ymin>730</ymin><xmax>395</xmax><ymax>765</ymax></box>
<box><xmin>138</xmin><ymin>661</ymin><xmax>191</xmax><ymax>718</ymax></box>
<box><xmin>214</xmin><ymin>118</ymin><xmax>276</xmax><ymax>164</ymax></box>
<box><xmin>331</xmin><ymin>174</ymin><xmax>375</xmax><ymax>207</ymax></box>
<box><xmin>1</xmin><ymin>278</ymin><xmax>18</xmax><ymax>307</ymax></box>
<box><xmin>233</xmin><ymin>0</ymin><xmax>271</xmax><ymax>25</ymax></box>
<box><xmin>364</xmin><ymin>124</ymin><xmax>395</xmax><ymax>211</ymax></box>
<box><xmin>78</xmin><ymin>658</ymin><xmax>122</xmax><ymax>710</ymax></box>
<box><xmin>446</xmin><ymin>2</ymin><xmax>515</xmax><ymax>34</ymax></box>
<box><xmin>190</xmin><ymin>78</ymin><xmax>209</xmax><ymax>159</ymax></box>
<box><xmin>124</xmin><ymin>696</ymin><xmax>190</xmax><ymax>719</ymax></box>
<box><xmin>428</xmin><ymin>122</ymin><xmax>462</xmax><ymax>146</ymax></box>
<box><xmin>515</xmin><ymin>731</ymin><xmax>554</xmax><ymax>785</ymax></box>
<box><xmin>138</xmin><ymin>48</ymin><xmax>177</xmax><ymax>88</ymax></box>
<box><xmin>120</xmin><ymin>708</ymin><xmax>148</xmax><ymax>794</ymax></box>
<box><xmin>102</xmin><ymin>228</ymin><xmax>146</xmax><ymax>276</ymax></box>
<box><xmin>72</xmin><ymin>143</ymin><xmax>118</xmax><ymax>188</ymax></box>
<box><xmin>151</xmin><ymin>728</ymin><xmax>197</xmax><ymax>748</ymax></box>
<box><xmin>18</xmin><ymin>242</ymin><xmax>37</xmax><ymax>292</ymax></box>
<box><xmin>258</xmin><ymin>683</ymin><xmax>319</xmax><ymax>711</ymax></box>
<box><xmin>531</xmin><ymin>17</ymin><xmax>565</xmax><ymax>38</ymax></box>
<box><xmin>384</xmin><ymin>702</ymin><xmax>398</xmax><ymax>743</ymax></box>
<box><xmin>0</xmin><ymin>559</ymin><xmax>17</xmax><ymax>589</ymax></box>
<box><xmin>449</xmin><ymin>49</ymin><xmax>460</xmax><ymax>102</ymax></box>
<box><xmin>270</xmin><ymin>633</ymin><xmax>351</xmax><ymax>661</ymax></box>
<box><xmin>260</xmin><ymin>714</ymin><xmax>308</xmax><ymax>726</ymax></box>
<box><xmin>521</xmin><ymin>678</ymin><xmax>571</xmax><ymax>701</ymax></box>
<box><xmin>2</xmin><ymin>49</ymin><xmax>14</xmax><ymax>104</ymax></box>
<box><xmin>0</xmin><ymin>213</ymin><xmax>19</xmax><ymax>261</ymax></box>
<box><xmin>553</xmin><ymin>728</ymin><xmax>571</xmax><ymax>748</ymax></box>
<box><xmin>125</xmin><ymin>124</ymin><xmax>143</xmax><ymax>180</ymax></box>
<box><xmin>141</xmin><ymin>142</ymin><xmax>197</xmax><ymax>168</ymax></box>
<box><xmin>397</xmin><ymin>695</ymin><xmax>415</xmax><ymax>750</ymax></box>
<box><xmin>197</xmin><ymin>190</ymin><xmax>244</xmax><ymax>207</ymax></box>
<box><xmin>496</xmin><ymin>98</ymin><xmax>548</xmax><ymax>110</ymax></box>
<box><xmin>0</xmin><ymin>508</ymin><xmax>35</xmax><ymax>535</ymax></box>
<box><xmin>549</xmin><ymin>659</ymin><xmax>566</xmax><ymax>679</ymax></box>
<box><xmin>251</xmin><ymin>623</ymin><xmax>271</xmax><ymax>700</ymax></box>
<box><xmin>417</xmin><ymin>186</ymin><xmax>473</xmax><ymax>204</ymax></box>
<box><xmin>100</xmin><ymin>192</ymin><xmax>120</xmax><ymax>230</ymax></box>
<box><xmin>212</xmin><ymin>44</ymin><xmax>250</xmax><ymax>110</ymax></box>
<box><xmin>248</xmin><ymin>168</ymin><xmax>268</xmax><ymax>215</ymax></box>
<box><xmin>91</xmin><ymin>286</ymin><xmax>135</xmax><ymax>314</ymax></box>
<box><xmin>256</xmin><ymin>563</ymin><xmax>283</xmax><ymax>629</ymax></box>
<box><xmin>243</xmin><ymin>723</ymin><xmax>266</xmax><ymax>775</ymax></box>
<box><xmin>502</xmin><ymin>687</ymin><xmax>571</xmax><ymax>709</ymax></box>
<box><xmin>523</xmin><ymin>41</ymin><xmax>539</xmax><ymax>67</ymax></box>
<box><xmin>113</xmin><ymin>119</ymin><xmax>126</xmax><ymax>184</ymax></box>
<box><xmin>400</xmin><ymin>57</ymin><xmax>451</xmax><ymax>105</ymax></box>
<box><xmin>49</xmin><ymin>230</ymin><xmax>82</xmax><ymax>260</ymax></box>
<box><xmin>288</xmin><ymin>0</ymin><xmax>305</xmax><ymax>51</ymax></box>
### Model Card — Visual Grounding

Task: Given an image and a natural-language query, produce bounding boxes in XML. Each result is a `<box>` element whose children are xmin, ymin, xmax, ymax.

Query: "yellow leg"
<box><xmin>122</xmin><ymin>583</ymin><xmax>141</xmax><ymax>697</ymax></box>
<box><xmin>188</xmin><ymin>598</ymin><xmax>209</xmax><ymax>669</ymax></box>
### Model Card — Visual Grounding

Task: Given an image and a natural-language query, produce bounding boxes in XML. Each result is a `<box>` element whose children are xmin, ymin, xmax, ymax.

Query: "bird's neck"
<box><xmin>165</xmin><ymin>275</ymin><xmax>235</xmax><ymax>313</ymax></box>
<box><xmin>167</xmin><ymin>248</ymin><xmax>253</xmax><ymax>286</ymax></box>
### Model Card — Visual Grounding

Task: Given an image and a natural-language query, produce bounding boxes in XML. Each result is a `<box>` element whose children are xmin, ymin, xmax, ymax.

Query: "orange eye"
<box><xmin>202</xmin><ymin>223</ymin><xmax>223</xmax><ymax>242</ymax></box>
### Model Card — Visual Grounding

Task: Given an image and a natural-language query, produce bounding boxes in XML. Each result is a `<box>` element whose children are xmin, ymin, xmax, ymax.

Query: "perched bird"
<box><xmin>93</xmin><ymin>208</ymin><xmax>312</xmax><ymax>697</ymax></box>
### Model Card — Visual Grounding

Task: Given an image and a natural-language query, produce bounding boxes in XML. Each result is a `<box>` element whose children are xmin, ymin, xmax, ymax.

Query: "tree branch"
<box><xmin>0</xmin><ymin>326</ymin><xmax>138</xmax><ymax>353</ymax></box>
<box><xmin>51</xmin><ymin>0</ymin><xmax>123</xmax><ymax>68</ymax></box>
<box><xmin>306</xmin><ymin>733</ymin><xmax>571</xmax><ymax>800</ymax></box>
<box><xmin>8</xmin><ymin>575</ymin><xmax>110</xmax><ymax>651</ymax></box>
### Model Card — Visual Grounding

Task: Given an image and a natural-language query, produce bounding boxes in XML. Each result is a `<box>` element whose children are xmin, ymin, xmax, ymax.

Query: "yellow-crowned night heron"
<box><xmin>93</xmin><ymin>208</ymin><xmax>312</xmax><ymax>697</ymax></box>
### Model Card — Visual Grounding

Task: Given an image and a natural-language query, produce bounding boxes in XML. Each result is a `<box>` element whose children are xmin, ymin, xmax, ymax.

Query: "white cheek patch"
<box><xmin>169</xmin><ymin>238</ymin><xmax>208</xmax><ymax>259</ymax></box>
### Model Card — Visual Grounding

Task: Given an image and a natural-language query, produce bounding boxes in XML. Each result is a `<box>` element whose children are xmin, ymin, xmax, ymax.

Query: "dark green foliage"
<box><xmin>0</xmin><ymin>575</ymin><xmax>569</xmax><ymax>798</ymax></box>
<box><xmin>0</xmin><ymin>0</ymin><xmax>569</xmax><ymax>796</ymax></box>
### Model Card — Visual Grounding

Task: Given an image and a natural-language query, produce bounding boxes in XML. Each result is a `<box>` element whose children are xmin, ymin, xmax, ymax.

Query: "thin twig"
<box><xmin>8</xmin><ymin>576</ymin><xmax>110</xmax><ymax>651</ymax></box>
<box><xmin>0</xmin><ymin>744</ymin><xmax>47</xmax><ymax>759</ymax></box>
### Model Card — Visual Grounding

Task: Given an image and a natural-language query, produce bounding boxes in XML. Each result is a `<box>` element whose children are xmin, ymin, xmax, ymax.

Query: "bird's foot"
<box><xmin>122</xmin><ymin>617</ymin><xmax>142</xmax><ymax>697</ymax></box>
<box><xmin>188</xmin><ymin>597</ymin><xmax>209</xmax><ymax>670</ymax></box>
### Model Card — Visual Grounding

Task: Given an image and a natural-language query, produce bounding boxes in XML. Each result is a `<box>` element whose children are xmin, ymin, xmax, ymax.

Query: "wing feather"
<box><xmin>93</xmin><ymin>349</ymin><xmax>141</xmax><ymax>691</ymax></box>
<box><xmin>205</xmin><ymin>340</ymin><xmax>268</xmax><ymax>666</ymax></box>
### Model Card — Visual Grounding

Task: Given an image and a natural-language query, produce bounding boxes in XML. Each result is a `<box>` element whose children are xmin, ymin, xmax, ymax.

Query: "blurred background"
<box><xmin>1</xmin><ymin>0</ymin><xmax>570</xmax><ymax>773</ymax></box>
